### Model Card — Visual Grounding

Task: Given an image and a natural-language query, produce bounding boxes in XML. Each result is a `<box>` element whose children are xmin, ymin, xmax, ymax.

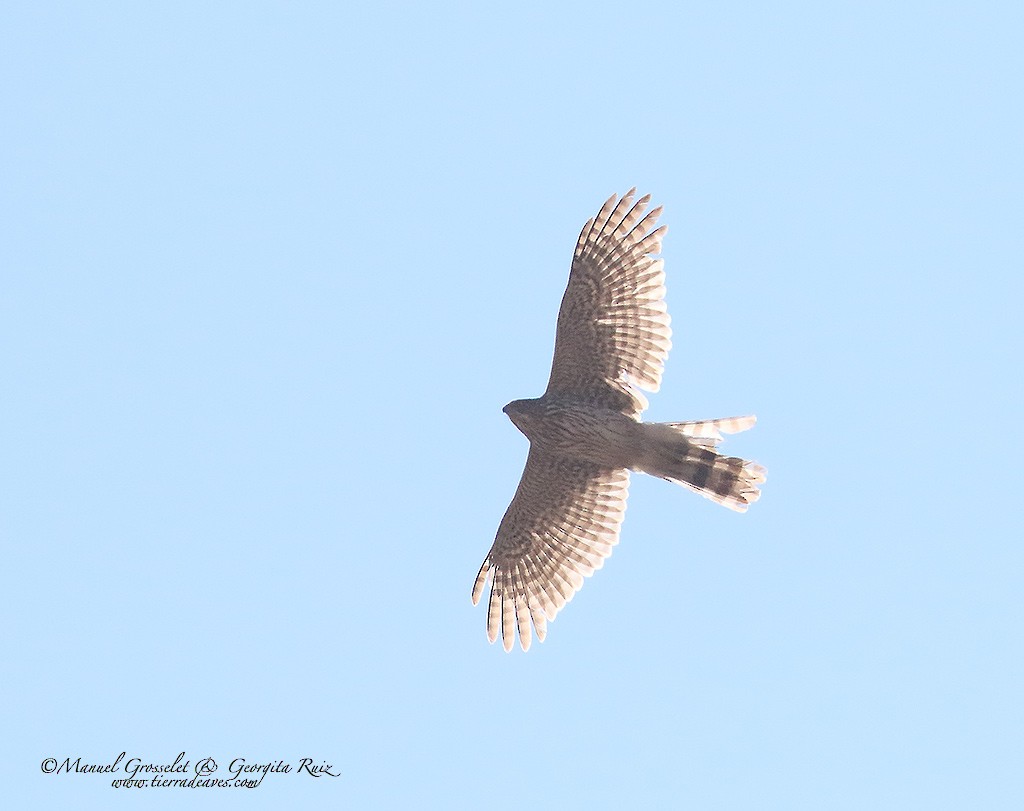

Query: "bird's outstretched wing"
<box><xmin>471</xmin><ymin>448</ymin><xmax>629</xmax><ymax>652</ymax></box>
<box><xmin>545</xmin><ymin>189</ymin><xmax>672</xmax><ymax>416</ymax></box>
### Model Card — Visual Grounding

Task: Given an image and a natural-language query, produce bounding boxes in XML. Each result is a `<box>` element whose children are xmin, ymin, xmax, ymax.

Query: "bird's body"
<box><xmin>472</xmin><ymin>189</ymin><xmax>766</xmax><ymax>652</ymax></box>
<box><xmin>504</xmin><ymin>398</ymin><xmax>640</xmax><ymax>469</ymax></box>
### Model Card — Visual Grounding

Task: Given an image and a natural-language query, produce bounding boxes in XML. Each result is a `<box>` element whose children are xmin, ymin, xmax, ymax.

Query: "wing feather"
<box><xmin>471</xmin><ymin>448</ymin><xmax>630</xmax><ymax>651</ymax></box>
<box><xmin>547</xmin><ymin>190</ymin><xmax>672</xmax><ymax>416</ymax></box>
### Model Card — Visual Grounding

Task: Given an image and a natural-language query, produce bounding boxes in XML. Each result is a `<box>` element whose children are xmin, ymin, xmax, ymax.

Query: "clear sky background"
<box><xmin>4</xmin><ymin>2</ymin><xmax>1022</xmax><ymax>808</ymax></box>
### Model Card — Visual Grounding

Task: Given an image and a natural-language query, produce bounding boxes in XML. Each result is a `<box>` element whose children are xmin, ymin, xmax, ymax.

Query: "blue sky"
<box><xmin>4</xmin><ymin>2</ymin><xmax>1022</xmax><ymax>808</ymax></box>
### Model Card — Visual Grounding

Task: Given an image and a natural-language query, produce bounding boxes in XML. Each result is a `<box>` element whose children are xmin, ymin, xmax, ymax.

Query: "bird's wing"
<box><xmin>471</xmin><ymin>447</ymin><xmax>629</xmax><ymax>652</ymax></box>
<box><xmin>545</xmin><ymin>189</ymin><xmax>672</xmax><ymax>416</ymax></box>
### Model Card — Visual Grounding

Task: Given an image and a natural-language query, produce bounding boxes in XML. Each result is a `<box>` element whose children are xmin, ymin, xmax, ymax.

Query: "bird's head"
<box><xmin>503</xmin><ymin>398</ymin><xmax>544</xmax><ymax>435</ymax></box>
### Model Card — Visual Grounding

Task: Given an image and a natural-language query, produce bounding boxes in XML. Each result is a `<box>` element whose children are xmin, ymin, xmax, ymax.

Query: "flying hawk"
<box><xmin>472</xmin><ymin>189</ymin><xmax>765</xmax><ymax>651</ymax></box>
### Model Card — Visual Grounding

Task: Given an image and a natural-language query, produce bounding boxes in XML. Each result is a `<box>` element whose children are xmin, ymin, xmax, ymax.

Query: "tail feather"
<box><xmin>664</xmin><ymin>415</ymin><xmax>757</xmax><ymax>444</ymax></box>
<box><xmin>675</xmin><ymin>455</ymin><xmax>766</xmax><ymax>512</ymax></box>
<box><xmin>638</xmin><ymin>418</ymin><xmax>766</xmax><ymax>512</ymax></box>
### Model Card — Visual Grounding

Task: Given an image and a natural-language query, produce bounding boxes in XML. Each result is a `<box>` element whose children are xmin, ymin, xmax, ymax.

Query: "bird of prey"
<box><xmin>471</xmin><ymin>189</ymin><xmax>766</xmax><ymax>652</ymax></box>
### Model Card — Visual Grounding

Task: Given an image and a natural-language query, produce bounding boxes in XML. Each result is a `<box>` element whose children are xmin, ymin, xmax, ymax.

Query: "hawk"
<box><xmin>471</xmin><ymin>189</ymin><xmax>766</xmax><ymax>652</ymax></box>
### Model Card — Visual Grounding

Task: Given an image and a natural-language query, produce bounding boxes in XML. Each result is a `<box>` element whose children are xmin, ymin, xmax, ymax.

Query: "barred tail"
<box><xmin>637</xmin><ymin>416</ymin><xmax>766</xmax><ymax>512</ymax></box>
